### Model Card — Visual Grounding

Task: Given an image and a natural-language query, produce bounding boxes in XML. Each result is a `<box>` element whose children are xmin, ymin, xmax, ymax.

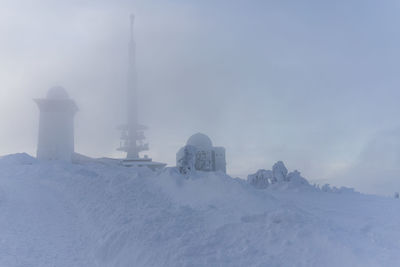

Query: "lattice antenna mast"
<box><xmin>117</xmin><ymin>14</ymin><xmax>149</xmax><ymax>159</ymax></box>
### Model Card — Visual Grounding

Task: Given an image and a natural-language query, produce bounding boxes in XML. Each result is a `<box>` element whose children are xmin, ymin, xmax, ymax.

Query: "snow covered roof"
<box><xmin>46</xmin><ymin>86</ymin><xmax>69</xmax><ymax>99</ymax></box>
<box><xmin>186</xmin><ymin>132</ymin><xmax>213</xmax><ymax>149</ymax></box>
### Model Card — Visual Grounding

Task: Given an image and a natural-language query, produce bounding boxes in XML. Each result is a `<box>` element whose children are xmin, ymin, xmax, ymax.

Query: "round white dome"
<box><xmin>186</xmin><ymin>133</ymin><xmax>213</xmax><ymax>149</ymax></box>
<box><xmin>47</xmin><ymin>86</ymin><xmax>69</xmax><ymax>99</ymax></box>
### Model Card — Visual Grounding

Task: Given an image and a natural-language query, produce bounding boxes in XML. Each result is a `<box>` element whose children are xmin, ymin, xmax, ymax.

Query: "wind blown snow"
<box><xmin>0</xmin><ymin>153</ymin><xmax>399</xmax><ymax>266</ymax></box>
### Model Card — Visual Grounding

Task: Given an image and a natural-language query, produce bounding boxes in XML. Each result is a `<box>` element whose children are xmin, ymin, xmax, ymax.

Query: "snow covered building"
<box><xmin>34</xmin><ymin>86</ymin><xmax>78</xmax><ymax>161</ymax></box>
<box><xmin>176</xmin><ymin>133</ymin><xmax>226</xmax><ymax>174</ymax></box>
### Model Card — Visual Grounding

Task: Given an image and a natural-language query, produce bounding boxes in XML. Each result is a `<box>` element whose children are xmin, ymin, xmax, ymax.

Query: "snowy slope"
<box><xmin>0</xmin><ymin>153</ymin><xmax>399</xmax><ymax>267</ymax></box>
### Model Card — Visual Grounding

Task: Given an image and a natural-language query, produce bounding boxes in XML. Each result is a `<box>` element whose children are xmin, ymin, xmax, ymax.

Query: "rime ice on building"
<box><xmin>34</xmin><ymin>86</ymin><xmax>78</xmax><ymax>161</ymax></box>
<box><xmin>177</xmin><ymin>133</ymin><xmax>226</xmax><ymax>174</ymax></box>
<box><xmin>117</xmin><ymin>14</ymin><xmax>165</xmax><ymax>170</ymax></box>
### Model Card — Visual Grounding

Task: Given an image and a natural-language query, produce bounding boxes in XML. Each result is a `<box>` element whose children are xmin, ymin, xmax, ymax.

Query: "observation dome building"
<box><xmin>177</xmin><ymin>133</ymin><xmax>226</xmax><ymax>174</ymax></box>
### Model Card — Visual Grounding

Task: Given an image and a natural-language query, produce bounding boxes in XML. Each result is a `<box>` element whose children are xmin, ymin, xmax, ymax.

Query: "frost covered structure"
<box><xmin>34</xmin><ymin>86</ymin><xmax>78</xmax><ymax>161</ymax></box>
<box><xmin>1</xmin><ymin>153</ymin><xmax>400</xmax><ymax>266</ymax></box>
<box><xmin>176</xmin><ymin>133</ymin><xmax>226</xmax><ymax>174</ymax></box>
<box><xmin>247</xmin><ymin>161</ymin><xmax>308</xmax><ymax>189</ymax></box>
<box><xmin>176</xmin><ymin>145</ymin><xmax>197</xmax><ymax>175</ymax></box>
<box><xmin>116</xmin><ymin>15</ymin><xmax>165</xmax><ymax>170</ymax></box>
<box><xmin>117</xmin><ymin>14</ymin><xmax>149</xmax><ymax>159</ymax></box>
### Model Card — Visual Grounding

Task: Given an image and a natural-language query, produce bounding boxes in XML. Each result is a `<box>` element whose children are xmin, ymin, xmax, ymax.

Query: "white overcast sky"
<box><xmin>1</xmin><ymin>0</ymin><xmax>400</xmax><ymax>195</ymax></box>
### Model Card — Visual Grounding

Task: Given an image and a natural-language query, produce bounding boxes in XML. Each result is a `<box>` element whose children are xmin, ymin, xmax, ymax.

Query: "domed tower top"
<box><xmin>46</xmin><ymin>86</ymin><xmax>69</xmax><ymax>99</ymax></box>
<box><xmin>186</xmin><ymin>133</ymin><xmax>213</xmax><ymax>149</ymax></box>
<box><xmin>35</xmin><ymin>86</ymin><xmax>78</xmax><ymax>113</ymax></box>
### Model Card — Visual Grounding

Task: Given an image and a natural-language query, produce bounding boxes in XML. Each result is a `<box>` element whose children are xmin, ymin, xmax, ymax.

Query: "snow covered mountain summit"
<box><xmin>0</xmin><ymin>153</ymin><xmax>399</xmax><ymax>267</ymax></box>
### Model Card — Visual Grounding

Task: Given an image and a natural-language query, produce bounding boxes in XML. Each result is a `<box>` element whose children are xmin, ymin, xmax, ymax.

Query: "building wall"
<box><xmin>176</xmin><ymin>145</ymin><xmax>226</xmax><ymax>174</ymax></box>
<box><xmin>214</xmin><ymin>147</ymin><xmax>226</xmax><ymax>173</ymax></box>
<box><xmin>194</xmin><ymin>150</ymin><xmax>214</xmax><ymax>172</ymax></box>
<box><xmin>37</xmin><ymin>103</ymin><xmax>76</xmax><ymax>161</ymax></box>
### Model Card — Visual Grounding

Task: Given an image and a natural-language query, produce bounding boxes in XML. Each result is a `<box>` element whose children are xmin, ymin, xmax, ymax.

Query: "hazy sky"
<box><xmin>1</xmin><ymin>0</ymin><xmax>400</xmax><ymax>195</ymax></box>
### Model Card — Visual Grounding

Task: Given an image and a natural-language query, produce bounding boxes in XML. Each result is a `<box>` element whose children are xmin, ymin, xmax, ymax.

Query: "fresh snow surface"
<box><xmin>0</xmin><ymin>153</ymin><xmax>399</xmax><ymax>267</ymax></box>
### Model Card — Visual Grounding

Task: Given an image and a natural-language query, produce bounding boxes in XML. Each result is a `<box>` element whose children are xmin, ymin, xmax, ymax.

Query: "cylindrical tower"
<box><xmin>34</xmin><ymin>86</ymin><xmax>78</xmax><ymax>161</ymax></box>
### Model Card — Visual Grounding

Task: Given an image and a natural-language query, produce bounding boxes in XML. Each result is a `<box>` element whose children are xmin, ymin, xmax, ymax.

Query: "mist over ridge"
<box><xmin>1</xmin><ymin>0</ymin><xmax>400</xmax><ymax>194</ymax></box>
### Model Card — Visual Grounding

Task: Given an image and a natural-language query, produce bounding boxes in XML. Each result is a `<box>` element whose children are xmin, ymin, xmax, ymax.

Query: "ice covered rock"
<box><xmin>247</xmin><ymin>169</ymin><xmax>273</xmax><ymax>189</ymax></box>
<box><xmin>320</xmin><ymin>184</ymin><xmax>356</xmax><ymax>194</ymax></box>
<box><xmin>287</xmin><ymin>170</ymin><xmax>309</xmax><ymax>185</ymax></box>
<box><xmin>272</xmin><ymin>161</ymin><xmax>288</xmax><ymax>182</ymax></box>
<box><xmin>248</xmin><ymin>161</ymin><xmax>311</xmax><ymax>190</ymax></box>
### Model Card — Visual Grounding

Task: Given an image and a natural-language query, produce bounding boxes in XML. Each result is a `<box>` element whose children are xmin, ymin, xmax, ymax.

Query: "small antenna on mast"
<box><xmin>129</xmin><ymin>14</ymin><xmax>135</xmax><ymax>41</ymax></box>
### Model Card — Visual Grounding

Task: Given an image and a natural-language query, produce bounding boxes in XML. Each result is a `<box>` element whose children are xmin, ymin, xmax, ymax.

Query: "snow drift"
<box><xmin>0</xmin><ymin>154</ymin><xmax>399</xmax><ymax>266</ymax></box>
